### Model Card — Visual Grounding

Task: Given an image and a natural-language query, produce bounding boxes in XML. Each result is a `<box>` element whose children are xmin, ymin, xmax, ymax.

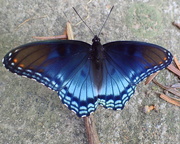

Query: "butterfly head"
<box><xmin>92</xmin><ymin>35</ymin><xmax>100</xmax><ymax>43</ymax></box>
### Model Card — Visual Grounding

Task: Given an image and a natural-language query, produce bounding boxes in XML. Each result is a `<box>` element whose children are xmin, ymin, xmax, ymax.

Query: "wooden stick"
<box><xmin>160</xmin><ymin>93</ymin><xmax>180</xmax><ymax>107</ymax></box>
<box><xmin>83</xmin><ymin>116</ymin><xmax>100</xmax><ymax>144</ymax></box>
<box><xmin>33</xmin><ymin>35</ymin><xmax>67</xmax><ymax>40</ymax></box>
<box><xmin>153</xmin><ymin>79</ymin><xmax>180</xmax><ymax>97</ymax></box>
<box><xmin>145</xmin><ymin>71</ymin><xmax>159</xmax><ymax>85</ymax></box>
<box><xmin>15</xmin><ymin>15</ymin><xmax>48</xmax><ymax>31</ymax></box>
<box><xmin>66</xmin><ymin>22</ymin><xmax>74</xmax><ymax>40</ymax></box>
<box><xmin>172</xmin><ymin>21</ymin><xmax>180</xmax><ymax>29</ymax></box>
<box><xmin>174</xmin><ymin>56</ymin><xmax>180</xmax><ymax>70</ymax></box>
<box><xmin>167</xmin><ymin>64</ymin><xmax>180</xmax><ymax>77</ymax></box>
<box><xmin>33</xmin><ymin>22</ymin><xmax>72</xmax><ymax>40</ymax></box>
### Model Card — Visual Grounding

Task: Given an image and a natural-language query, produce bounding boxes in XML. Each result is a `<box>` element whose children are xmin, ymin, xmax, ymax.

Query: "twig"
<box><xmin>15</xmin><ymin>15</ymin><xmax>48</xmax><ymax>31</ymax></box>
<box><xmin>167</xmin><ymin>64</ymin><xmax>180</xmax><ymax>77</ymax></box>
<box><xmin>172</xmin><ymin>21</ymin><xmax>180</xmax><ymax>29</ymax></box>
<box><xmin>33</xmin><ymin>35</ymin><xmax>67</xmax><ymax>40</ymax></box>
<box><xmin>33</xmin><ymin>22</ymin><xmax>73</xmax><ymax>40</ymax></box>
<box><xmin>152</xmin><ymin>79</ymin><xmax>180</xmax><ymax>97</ymax></box>
<box><xmin>83</xmin><ymin>115</ymin><xmax>100</xmax><ymax>144</ymax></box>
<box><xmin>159</xmin><ymin>93</ymin><xmax>180</xmax><ymax>106</ymax></box>
<box><xmin>174</xmin><ymin>56</ymin><xmax>180</xmax><ymax>70</ymax></box>
<box><xmin>66</xmin><ymin>22</ymin><xmax>74</xmax><ymax>40</ymax></box>
<box><xmin>145</xmin><ymin>71</ymin><xmax>159</xmax><ymax>85</ymax></box>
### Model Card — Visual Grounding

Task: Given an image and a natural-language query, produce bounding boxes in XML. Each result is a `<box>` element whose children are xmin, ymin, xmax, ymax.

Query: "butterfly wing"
<box><xmin>98</xmin><ymin>41</ymin><xmax>173</xmax><ymax>109</ymax></box>
<box><xmin>58</xmin><ymin>59</ymin><xmax>99</xmax><ymax>117</ymax></box>
<box><xmin>3</xmin><ymin>40</ymin><xmax>98</xmax><ymax>116</ymax></box>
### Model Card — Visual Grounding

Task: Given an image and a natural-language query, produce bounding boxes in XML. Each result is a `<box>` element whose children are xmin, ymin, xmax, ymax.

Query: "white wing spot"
<box><xmin>35</xmin><ymin>72</ymin><xmax>42</xmax><ymax>77</ymax></box>
<box><xmin>17</xmin><ymin>67</ymin><xmax>22</xmax><ymax>70</ymax></box>
<box><xmin>26</xmin><ymin>69</ymin><xmax>32</xmax><ymax>73</ymax></box>
<box><xmin>52</xmin><ymin>81</ymin><xmax>56</xmax><ymax>86</ymax></box>
<box><xmin>43</xmin><ymin>77</ymin><xmax>50</xmax><ymax>82</ymax></box>
<box><xmin>8</xmin><ymin>53</ymin><xmax>12</xmax><ymax>57</ymax></box>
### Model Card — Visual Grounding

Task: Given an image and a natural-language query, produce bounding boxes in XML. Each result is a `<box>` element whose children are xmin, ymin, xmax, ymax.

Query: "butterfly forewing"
<box><xmin>104</xmin><ymin>41</ymin><xmax>172</xmax><ymax>83</ymax></box>
<box><xmin>3</xmin><ymin>41</ymin><xmax>91</xmax><ymax>90</ymax></box>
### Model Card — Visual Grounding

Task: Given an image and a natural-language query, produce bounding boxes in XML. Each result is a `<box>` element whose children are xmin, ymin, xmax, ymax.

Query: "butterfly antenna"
<box><xmin>97</xmin><ymin>6</ymin><xmax>114</xmax><ymax>37</ymax></box>
<box><xmin>73</xmin><ymin>7</ymin><xmax>95</xmax><ymax>36</ymax></box>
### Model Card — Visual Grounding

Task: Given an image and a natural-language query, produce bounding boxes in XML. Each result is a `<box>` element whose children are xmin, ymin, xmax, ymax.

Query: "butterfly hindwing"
<box><xmin>58</xmin><ymin>59</ymin><xmax>99</xmax><ymax>117</ymax></box>
<box><xmin>98</xmin><ymin>41</ymin><xmax>173</xmax><ymax>109</ymax></box>
<box><xmin>98</xmin><ymin>58</ymin><xmax>136</xmax><ymax>109</ymax></box>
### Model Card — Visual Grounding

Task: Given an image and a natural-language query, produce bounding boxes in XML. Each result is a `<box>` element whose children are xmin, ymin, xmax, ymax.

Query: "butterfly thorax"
<box><xmin>91</xmin><ymin>35</ymin><xmax>104</xmax><ymax>90</ymax></box>
<box><xmin>91</xmin><ymin>35</ymin><xmax>104</xmax><ymax>61</ymax></box>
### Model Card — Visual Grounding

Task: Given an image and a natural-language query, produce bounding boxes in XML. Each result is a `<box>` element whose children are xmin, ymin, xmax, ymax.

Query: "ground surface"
<box><xmin>0</xmin><ymin>0</ymin><xmax>179</xmax><ymax>144</ymax></box>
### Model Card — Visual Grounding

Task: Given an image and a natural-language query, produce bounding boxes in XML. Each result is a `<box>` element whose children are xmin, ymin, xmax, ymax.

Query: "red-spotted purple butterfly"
<box><xmin>2</xmin><ymin>7</ymin><xmax>173</xmax><ymax>117</ymax></box>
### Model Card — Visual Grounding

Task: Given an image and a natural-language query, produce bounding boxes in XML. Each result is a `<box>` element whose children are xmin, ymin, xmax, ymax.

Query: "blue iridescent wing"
<box><xmin>98</xmin><ymin>41</ymin><xmax>173</xmax><ymax>109</ymax></box>
<box><xmin>58</xmin><ymin>59</ymin><xmax>99</xmax><ymax>117</ymax></box>
<box><xmin>3</xmin><ymin>40</ymin><xmax>98</xmax><ymax>116</ymax></box>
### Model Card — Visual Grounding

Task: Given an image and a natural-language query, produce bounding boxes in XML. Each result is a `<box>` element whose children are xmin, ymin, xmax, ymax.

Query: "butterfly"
<box><xmin>2</xmin><ymin>34</ymin><xmax>173</xmax><ymax>117</ymax></box>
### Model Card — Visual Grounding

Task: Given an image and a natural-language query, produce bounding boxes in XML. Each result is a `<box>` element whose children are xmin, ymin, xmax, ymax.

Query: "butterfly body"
<box><xmin>91</xmin><ymin>35</ymin><xmax>104</xmax><ymax>90</ymax></box>
<box><xmin>3</xmin><ymin>35</ymin><xmax>173</xmax><ymax>117</ymax></box>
